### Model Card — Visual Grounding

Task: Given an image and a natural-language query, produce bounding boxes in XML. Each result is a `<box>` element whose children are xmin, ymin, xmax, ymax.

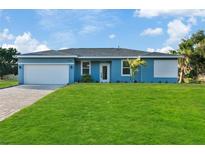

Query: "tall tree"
<box><xmin>173</xmin><ymin>30</ymin><xmax>205</xmax><ymax>83</ymax></box>
<box><xmin>191</xmin><ymin>30</ymin><xmax>205</xmax><ymax>44</ymax></box>
<box><xmin>178</xmin><ymin>48</ymin><xmax>192</xmax><ymax>83</ymax></box>
<box><xmin>0</xmin><ymin>47</ymin><xmax>19</xmax><ymax>79</ymax></box>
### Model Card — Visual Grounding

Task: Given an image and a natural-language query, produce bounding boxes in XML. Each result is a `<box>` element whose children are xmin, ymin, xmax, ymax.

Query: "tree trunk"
<box><xmin>179</xmin><ymin>68</ymin><xmax>184</xmax><ymax>83</ymax></box>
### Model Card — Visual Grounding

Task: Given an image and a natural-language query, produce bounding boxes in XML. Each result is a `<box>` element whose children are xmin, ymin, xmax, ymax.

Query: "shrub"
<box><xmin>3</xmin><ymin>74</ymin><xmax>18</xmax><ymax>80</ymax></box>
<box><xmin>81</xmin><ymin>74</ymin><xmax>93</xmax><ymax>83</ymax></box>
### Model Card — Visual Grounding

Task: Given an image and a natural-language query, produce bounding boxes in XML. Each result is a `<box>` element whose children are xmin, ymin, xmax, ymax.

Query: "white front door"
<box><xmin>100</xmin><ymin>63</ymin><xmax>110</xmax><ymax>83</ymax></box>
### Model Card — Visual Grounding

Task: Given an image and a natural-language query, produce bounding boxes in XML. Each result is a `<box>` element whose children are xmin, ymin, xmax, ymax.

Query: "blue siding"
<box><xmin>141</xmin><ymin>58</ymin><xmax>178</xmax><ymax>83</ymax></box>
<box><xmin>69</xmin><ymin>63</ymin><xmax>75</xmax><ymax>83</ymax></box>
<box><xmin>111</xmin><ymin>59</ymin><xmax>141</xmax><ymax>82</ymax></box>
<box><xmin>18</xmin><ymin>58</ymin><xmax>74</xmax><ymax>63</ymax></box>
<box><xmin>18</xmin><ymin>64</ymin><xmax>24</xmax><ymax>84</ymax></box>
<box><xmin>18</xmin><ymin>57</ymin><xmax>178</xmax><ymax>84</ymax></box>
<box><xmin>91</xmin><ymin>61</ymin><xmax>100</xmax><ymax>82</ymax></box>
<box><xmin>75</xmin><ymin>60</ymin><xmax>102</xmax><ymax>82</ymax></box>
<box><xmin>141</xmin><ymin>59</ymin><xmax>153</xmax><ymax>82</ymax></box>
<box><xmin>74</xmin><ymin>61</ymin><xmax>81</xmax><ymax>82</ymax></box>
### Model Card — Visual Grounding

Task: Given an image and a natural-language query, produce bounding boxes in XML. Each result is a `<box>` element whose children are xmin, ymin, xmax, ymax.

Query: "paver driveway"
<box><xmin>0</xmin><ymin>85</ymin><xmax>62</xmax><ymax>121</ymax></box>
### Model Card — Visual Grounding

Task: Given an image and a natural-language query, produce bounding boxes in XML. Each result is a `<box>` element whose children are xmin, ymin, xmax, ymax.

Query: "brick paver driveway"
<box><xmin>0</xmin><ymin>85</ymin><xmax>63</xmax><ymax>121</ymax></box>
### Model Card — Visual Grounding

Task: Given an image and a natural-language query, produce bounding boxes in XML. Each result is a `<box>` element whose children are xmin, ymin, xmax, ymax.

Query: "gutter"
<box><xmin>16</xmin><ymin>55</ymin><xmax>78</xmax><ymax>58</ymax></box>
<box><xmin>16</xmin><ymin>55</ymin><xmax>182</xmax><ymax>59</ymax></box>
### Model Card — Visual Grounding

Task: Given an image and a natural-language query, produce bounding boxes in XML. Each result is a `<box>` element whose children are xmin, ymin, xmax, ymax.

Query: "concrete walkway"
<box><xmin>0</xmin><ymin>85</ymin><xmax>62</xmax><ymax>121</ymax></box>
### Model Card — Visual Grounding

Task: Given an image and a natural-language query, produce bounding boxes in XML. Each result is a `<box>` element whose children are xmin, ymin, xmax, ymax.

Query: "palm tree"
<box><xmin>127</xmin><ymin>58</ymin><xmax>146</xmax><ymax>82</ymax></box>
<box><xmin>178</xmin><ymin>48</ymin><xmax>192</xmax><ymax>83</ymax></box>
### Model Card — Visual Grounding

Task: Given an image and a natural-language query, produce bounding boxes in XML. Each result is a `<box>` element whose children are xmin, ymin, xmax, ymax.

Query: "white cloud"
<box><xmin>59</xmin><ymin>47</ymin><xmax>68</xmax><ymax>50</ymax></box>
<box><xmin>134</xmin><ymin>9</ymin><xmax>205</xmax><ymax>18</ymax></box>
<box><xmin>2</xmin><ymin>44</ymin><xmax>16</xmax><ymax>49</ymax></box>
<box><xmin>156</xmin><ymin>46</ymin><xmax>174</xmax><ymax>53</ymax></box>
<box><xmin>79</xmin><ymin>25</ymin><xmax>99</xmax><ymax>34</ymax></box>
<box><xmin>147</xmin><ymin>46</ymin><xmax>174</xmax><ymax>53</ymax></box>
<box><xmin>49</xmin><ymin>31</ymin><xmax>75</xmax><ymax>48</ymax></box>
<box><xmin>147</xmin><ymin>48</ymin><xmax>155</xmax><ymax>52</ymax></box>
<box><xmin>0</xmin><ymin>28</ymin><xmax>15</xmax><ymax>41</ymax></box>
<box><xmin>166</xmin><ymin>19</ymin><xmax>190</xmax><ymax>45</ymax></box>
<box><xmin>14</xmin><ymin>32</ymin><xmax>49</xmax><ymax>53</ymax></box>
<box><xmin>109</xmin><ymin>34</ymin><xmax>116</xmax><ymax>39</ymax></box>
<box><xmin>141</xmin><ymin>27</ymin><xmax>163</xmax><ymax>36</ymax></box>
<box><xmin>36</xmin><ymin>10</ymin><xmax>118</xmax><ymax>35</ymax></box>
<box><xmin>2</xmin><ymin>32</ymin><xmax>49</xmax><ymax>54</ymax></box>
<box><xmin>188</xmin><ymin>16</ymin><xmax>197</xmax><ymax>25</ymax></box>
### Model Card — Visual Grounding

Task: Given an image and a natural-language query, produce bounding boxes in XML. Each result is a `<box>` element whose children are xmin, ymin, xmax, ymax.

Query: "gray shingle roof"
<box><xmin>19</xmin><ymin>48</ymin><xmax>179</xmax><ymax>58</ymax></box>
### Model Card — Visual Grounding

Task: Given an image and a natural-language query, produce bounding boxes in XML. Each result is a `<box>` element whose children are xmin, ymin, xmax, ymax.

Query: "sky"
<box><xmin>0</xmin><ymin>9</ymin><xmax>205</xmax><ymax>54</ymax></box>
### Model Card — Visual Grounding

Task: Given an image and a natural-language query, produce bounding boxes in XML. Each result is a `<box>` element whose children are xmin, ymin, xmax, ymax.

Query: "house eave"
<box><xmin>16</xmin><ymin>55</ymin><xmax>78</xmax><ymax>58</ymax></box>
<box><xmin>79</xmin><ymin>56</ymin><xmax>181</xmax><ymax>59</ymax></box>
<box><xmin>16</xmin><ymin>55</ymin><xmax>182</xmax><ymax>59</ymax></box>
<box><xmin>140</xmin><ymin>55</ymin><xmax>182</xmax><ymax>58</ymax></box>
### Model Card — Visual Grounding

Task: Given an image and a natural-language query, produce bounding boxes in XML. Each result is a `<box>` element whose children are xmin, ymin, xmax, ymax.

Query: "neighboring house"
<box><xmin>17</xmin><ymin>48</ymin><xmax>180</xmax><ymax>84</ymax></box>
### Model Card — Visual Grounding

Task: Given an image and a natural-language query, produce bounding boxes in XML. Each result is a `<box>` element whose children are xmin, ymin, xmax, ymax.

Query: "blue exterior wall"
<box><xmin>74</xmin><ymin>61</ymin><xmax>81</xmax><ymax>82</ymax></box>
<box><xmin>75</xmin><ymin>60</ymin><xmax>109</xmax><ymax>82</ymax></box>
<box><xmin>18</xmin><ymin>57</ymin><xmax>178</xmax><ymax>84</ymax></box>
<box><xmin>74</xmin><ymin>59</ymin><xmax>141</xmax><ymax>83</ymax></box>
<box><xmin>91</xmin><ymin>61</ymin><xmax>100</xmax><ymax>82</ymax></box>
<box><xmin>111</xmin><ymin>59</ymin><xmax>141</xmax><ymax>82</ymax></box>
<box><xmin>141</xmin><ymin>58</ymin><xmax>178</xmax><ymax>83</ymax></box>
<box><xmin>74</xmin><ymin>58</ymin><xmax>178</xmax><ymax>83</ymax></box>
<box><xmin>18</xmin><ymin>58</ymin><xmax>74</xmax><ymax>63</ymax></box>
<box><xmin>18</xmin><ymin>58</ymin><xmax>75</xmax><ymax>84</ymax></box>
<box><xmin>18</xmin><ymin>64</ymin><xmax>24</xmax><ymax>84</ymax></box>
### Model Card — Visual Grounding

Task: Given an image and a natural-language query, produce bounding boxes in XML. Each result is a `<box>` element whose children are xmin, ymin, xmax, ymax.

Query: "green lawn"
<box><xmin>0</xmin><ymin>83</ymin><xmax>205</xmax><ymax>144</ymax></box>
<box><xmin>0</xmin><ymin>80</ymin><xmax>18</xmax><ymax>88</ymax></box>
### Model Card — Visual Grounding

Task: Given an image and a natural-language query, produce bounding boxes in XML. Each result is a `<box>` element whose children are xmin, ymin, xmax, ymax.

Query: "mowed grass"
<box><xmin>0</xmin><ymin>80</ymin><xmax>18</xmax><ymax>88</ymax></box>
<box><xmin>0</xmin><ymin>83</ymin><xmax>205</xmax><ymax>144</ymax></box>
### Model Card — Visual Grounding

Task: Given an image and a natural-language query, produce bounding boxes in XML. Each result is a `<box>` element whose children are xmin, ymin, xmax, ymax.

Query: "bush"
<box><xmin>3</xmin><ymin>74</ymin><xmax>18</xmax><ymax>80</ymax></box>
<box><xmin>81</xmin><ymin>74</ymin><xmax>93</xmax><ymax>83</ymax></box>
<box><xmin>184</xmin><ymin>78</ymin><xmax>193</xmax><ymax>83</ymax></box>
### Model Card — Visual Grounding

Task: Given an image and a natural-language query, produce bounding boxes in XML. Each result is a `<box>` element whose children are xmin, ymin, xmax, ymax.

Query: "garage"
<box><xmin>24</xmin><ymin>64</ymin><xmax>69</xmax><ymax>85</ymax></box>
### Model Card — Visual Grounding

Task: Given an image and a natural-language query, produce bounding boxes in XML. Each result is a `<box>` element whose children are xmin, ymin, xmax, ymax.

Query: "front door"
<box><xmin>100</xmin><ymin>63</ymin><xmax>110</xmax><ymax>83</ymax></box>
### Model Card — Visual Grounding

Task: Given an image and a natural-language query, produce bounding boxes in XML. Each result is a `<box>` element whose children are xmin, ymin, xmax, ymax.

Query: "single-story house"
<box><xmin>17</xmin><ymin>48</ymin><xmax>180</xmax><ymax>84</ymax></box>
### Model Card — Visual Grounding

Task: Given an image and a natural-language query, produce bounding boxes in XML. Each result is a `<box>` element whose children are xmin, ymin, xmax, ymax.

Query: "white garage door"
<box><xmin>24</xmin><ymin>64</ymin><xmax>69</xmax><ymax>84</ymax></box>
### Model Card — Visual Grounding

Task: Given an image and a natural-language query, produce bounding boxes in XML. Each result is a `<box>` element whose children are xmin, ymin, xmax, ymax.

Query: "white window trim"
<box><xmin>81</xmin><ymin>60</ymin><xmax>91</xmax><ymax>76</ymax></box>
<box><xmin>121</xmin><ymin>60</ymin><xmax>131</xmax><ymax>76</ymax></box>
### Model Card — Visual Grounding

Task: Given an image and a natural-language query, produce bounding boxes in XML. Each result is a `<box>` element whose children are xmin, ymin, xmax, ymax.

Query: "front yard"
<box><xmin>0</xmin><ymin>83</ymin><xmax>205</xmax><ymax>144</ymax></box>
<box><xmin>0</xmin><ymin>80</ymin><xmax>18</xmax><ymax>89</ymax></box>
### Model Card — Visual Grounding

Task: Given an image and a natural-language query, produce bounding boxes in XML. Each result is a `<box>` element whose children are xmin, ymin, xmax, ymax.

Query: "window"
<box><xmin>121</xmin><ymin>60</ymin><xmax>130</xmax><ymax>76</ymax></box>
<box><xmin>81</xmin><ymin>61</ymin><xmax>91</xmax><ymax>75</ymax></box>
<box><xmin>154</xmin><ymin>60</ymin><xmax>178</xmax><ymax>78</ymax></box>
